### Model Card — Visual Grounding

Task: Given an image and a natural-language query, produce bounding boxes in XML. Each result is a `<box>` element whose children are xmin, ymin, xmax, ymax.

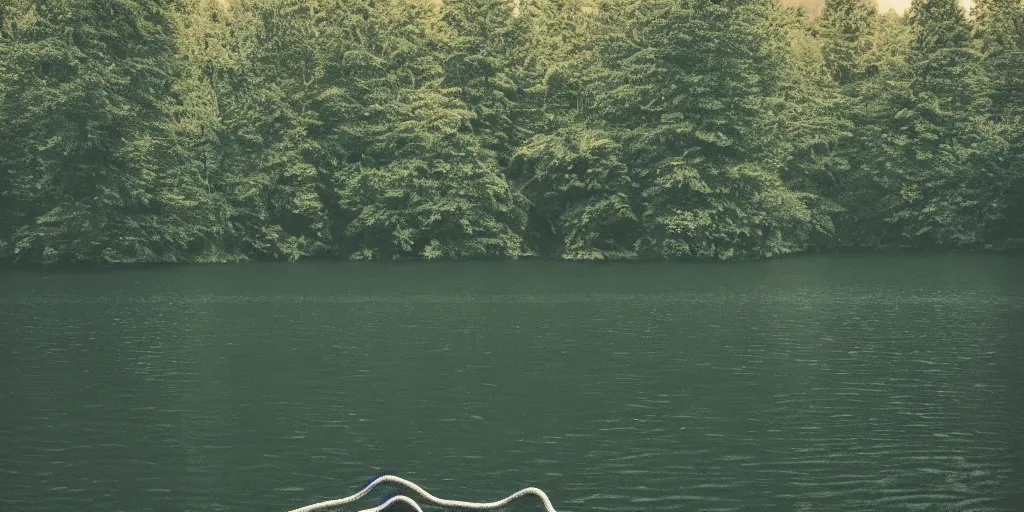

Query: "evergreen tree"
<box><xmin>512</xmin><ymin>0</ymin><xmax>640</xmax><ymax>259</ymax></box>
<box><xmin>857</xmin><ymin>0</ymin><xmax>1001</xmax><ymax>247</ymax></box>
<box><xmin>171</xmin><ymin>0</ymin><xmax>238</xmax><ymax>261</ymax></box>
<box><xmin>817</xmin><ymin>0</ymin><xmax>877</xmax><ymax>86</ymax></box>
<box><xmin>774</xmin><ymin>5</ymin><xmax>850</xmax><ymax>247</ymax></box>
<box><xmin>516</xmin><ymin>0</ymin><xmax>595</xmax><ymax>136</ymax></box>
<box><xmin>1</xmin><ymin>0</ymin><xmax>1021</xmax><ymax>264</ymax></box>
<box><xmin>514</xmin><ymin>125</ymin><xmax>639</xmax><ymax>260</ymax></box>
<box><xmin>436</xmin><ymin>0</ymin><xmax>533</xmax><ymax>168</ymax></box>
<box><xmin>972</xmin><ymin>0</ymin><xmax>1024</xmax><ymax>248</ymax></box>
<box><xmin>592</xmin><ymin>0</ymin><xmax>814</xmax><ymax>259</ymax></box>
<box><xmin>972</xmin><ymin>0</ymin><xmax>1024</xmax><ymax>123</ymax></box>
<box><xmin>813</xmin><ymin>0</ymin><xmax>885</xmax><ymax>246</ymax></box>
<box><xmin>0</xmin><ymin>1</ymin><xmax>23</xmax><ymax>258</ymax></box>
<box><xmin>335</xmin><ymin>0</ymin><xmax>528</xmax><ymax>260</ymax></box>
<box><xmin>823</xmin><ymin>9</ymin><xmax>912</xmax><ymax>246</ymax></box>
<box><xmin>0</xmin><ymin>0</ymin><xmax>222</xmax><ymax>263</ymax></box>
<box><xmin>210</xmin><ymin>0</ymin><xmax>337</xmax><ymax>261</ymax></box>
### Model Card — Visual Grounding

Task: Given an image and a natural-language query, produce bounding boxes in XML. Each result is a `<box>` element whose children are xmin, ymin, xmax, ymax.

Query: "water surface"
<box><xmin>1</xmin><ymin>255</ymin><xmax>1022</xmax><ymax>511</ymax></box>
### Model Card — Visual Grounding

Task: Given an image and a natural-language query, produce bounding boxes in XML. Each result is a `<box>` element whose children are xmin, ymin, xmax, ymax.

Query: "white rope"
<box><xmin>361</xmin><ymin>495</ymin><xmax>425</xmax><ymax>512</ymax></box>
<box><xmin>286</xmin><ymin>475</ymin><xmax>559</xmax><ymax>512</ymax></box>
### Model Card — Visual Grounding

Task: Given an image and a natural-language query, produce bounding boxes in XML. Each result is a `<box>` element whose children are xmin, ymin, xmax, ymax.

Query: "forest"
<box><xmin>0</xmin><ymin>0</ymin><xmax>1021</xmax><ymax>264</ymax></box>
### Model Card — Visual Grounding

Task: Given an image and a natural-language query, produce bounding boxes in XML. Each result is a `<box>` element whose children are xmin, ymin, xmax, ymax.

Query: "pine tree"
<box><xmin>514</xmin><ymin>124</ymin><xmax>639</xmax><ymax>260</ymax></box>
<box><xmin>0</xmin><ymin>1</ymin><xmax>23</xmax><ymax>258</ymax></box>
<box><xmin>0</xmin><ymin>0</ymin><xmax>222</xmax><ymax>263</ymax></box>
<box><xmin>857</xmin><ymin>0</ymin><xmax>1001</xmax><ymax>247</ymax></box>
<box><xmin>3</xmin><ymin>0</ymin><xmax>1021</xmax><ymax>264</ymax></box>
<box><xmin>817</xmin><ymin>0</ymin><xmax>877</xmax><ymax>86</ymax></box>
<box><xmin>171</xmin><ymin>0</ymin><xmax>239</xmax><ymax>261</ymax></box>
<box><xmin>820</xmin><ymin>9</ymin><xmax>911</xmax><ymax>246</ymax></box>
<box><xmin>436</xmin><ymin>0</ymin><xmax>533</xmax><ymax>169</ymax></box>
<box><xmin>211</xmin><ymin>0</ymin><xmax>338</xmax><ymax>261</ymax></box>
<box><xmin>331</xmin><ymin>0</ymin><xmax>528</xmax><ymax>260</ymax></box>
<box><xmin>591</xmin><ymin>0</ymin><xmax>814</xmax><ymax>259</ymax></box>
<box><xmin>774</xmin><ymin>5</ymin><xmax>850</xmax><ymax>247</ymax></box>
<box><xmin>972</xmin><ymin>0</ymin><xmax>1024</xmax><ymax>248</ymax></box>
<box><xmin>510</xmin><ymin>0</ymin><xmax>641</xmax><ymax>259</ymax></box>
<box><xmin>812</xmin><ymin>0</ymin><xmax>885</xmax><ymax>247</ymax></box>
<box><xmin>516</xmin><ymin>0</ymin><xmax>596</xmax><ymax>134</ymax></box>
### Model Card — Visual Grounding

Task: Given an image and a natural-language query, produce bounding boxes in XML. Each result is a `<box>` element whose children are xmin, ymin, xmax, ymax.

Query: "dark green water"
<box><xmin>1</xmin><ymin>255</ymin><xmax>1022</xmax><ymax>512</ymax></box>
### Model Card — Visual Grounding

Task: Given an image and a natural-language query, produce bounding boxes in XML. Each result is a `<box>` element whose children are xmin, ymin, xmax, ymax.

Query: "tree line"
<box><xmin>0</xmin><ymin>0</ymin><xmax>1021</xmax><ymax>263</ymax></box>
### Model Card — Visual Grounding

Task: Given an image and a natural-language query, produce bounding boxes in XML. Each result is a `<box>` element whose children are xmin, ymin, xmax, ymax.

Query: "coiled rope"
<box><xmin>287</xmin><ymin>475</ymin><xmax>559</xmax><ymax>512</ymax></box>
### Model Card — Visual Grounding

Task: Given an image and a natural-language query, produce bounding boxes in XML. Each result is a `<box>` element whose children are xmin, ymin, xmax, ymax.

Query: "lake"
<box><xmin>1</xmin><ymin>254</ymin><xmax>1022</xmax><ymax>512</ymax></box>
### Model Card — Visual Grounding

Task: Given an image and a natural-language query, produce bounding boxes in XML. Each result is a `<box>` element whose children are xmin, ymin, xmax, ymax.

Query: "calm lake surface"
<box><xmin>1</xmin><ymin>255</ymin><xmax>1022</xmax><ymax>512</ymax></box>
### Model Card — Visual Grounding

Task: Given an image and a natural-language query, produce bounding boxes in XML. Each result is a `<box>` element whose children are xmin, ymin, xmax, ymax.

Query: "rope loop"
<box><xmin>287</xmin><ymin>475</ymin><xmax>559</xmax><ymax>512</ymax></box>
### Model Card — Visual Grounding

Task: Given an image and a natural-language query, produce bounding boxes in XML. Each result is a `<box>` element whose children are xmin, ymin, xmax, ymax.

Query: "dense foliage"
<box><xmin>1</xmin><ymin>0</ymin><xmax>1021</xmax><ymax>263</ymax></box>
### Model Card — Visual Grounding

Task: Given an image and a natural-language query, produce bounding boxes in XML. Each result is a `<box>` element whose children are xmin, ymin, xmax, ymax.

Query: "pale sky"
<box><xmin>214</xmin><ymin>0</ymin><xmax>976</xmax><ymax>14</ymax></box>
<box><xmin>784</xmin><ymin>0</ymin><xmax>976</xmax><ymax>15</ymax></box>
<box><xmin>877</xmin><ymin>0</ymin><xmax>910</xmax><ymax>11</ymax></box>
<box><xmin>214</xmin><ymin>0</ymin><xmax>978</xmax><ymax>16</ymax></box>
<box><xmin>876</xmin><ymin>0</ymin><xmax>973</xmax><ymax>13</ymax></box>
